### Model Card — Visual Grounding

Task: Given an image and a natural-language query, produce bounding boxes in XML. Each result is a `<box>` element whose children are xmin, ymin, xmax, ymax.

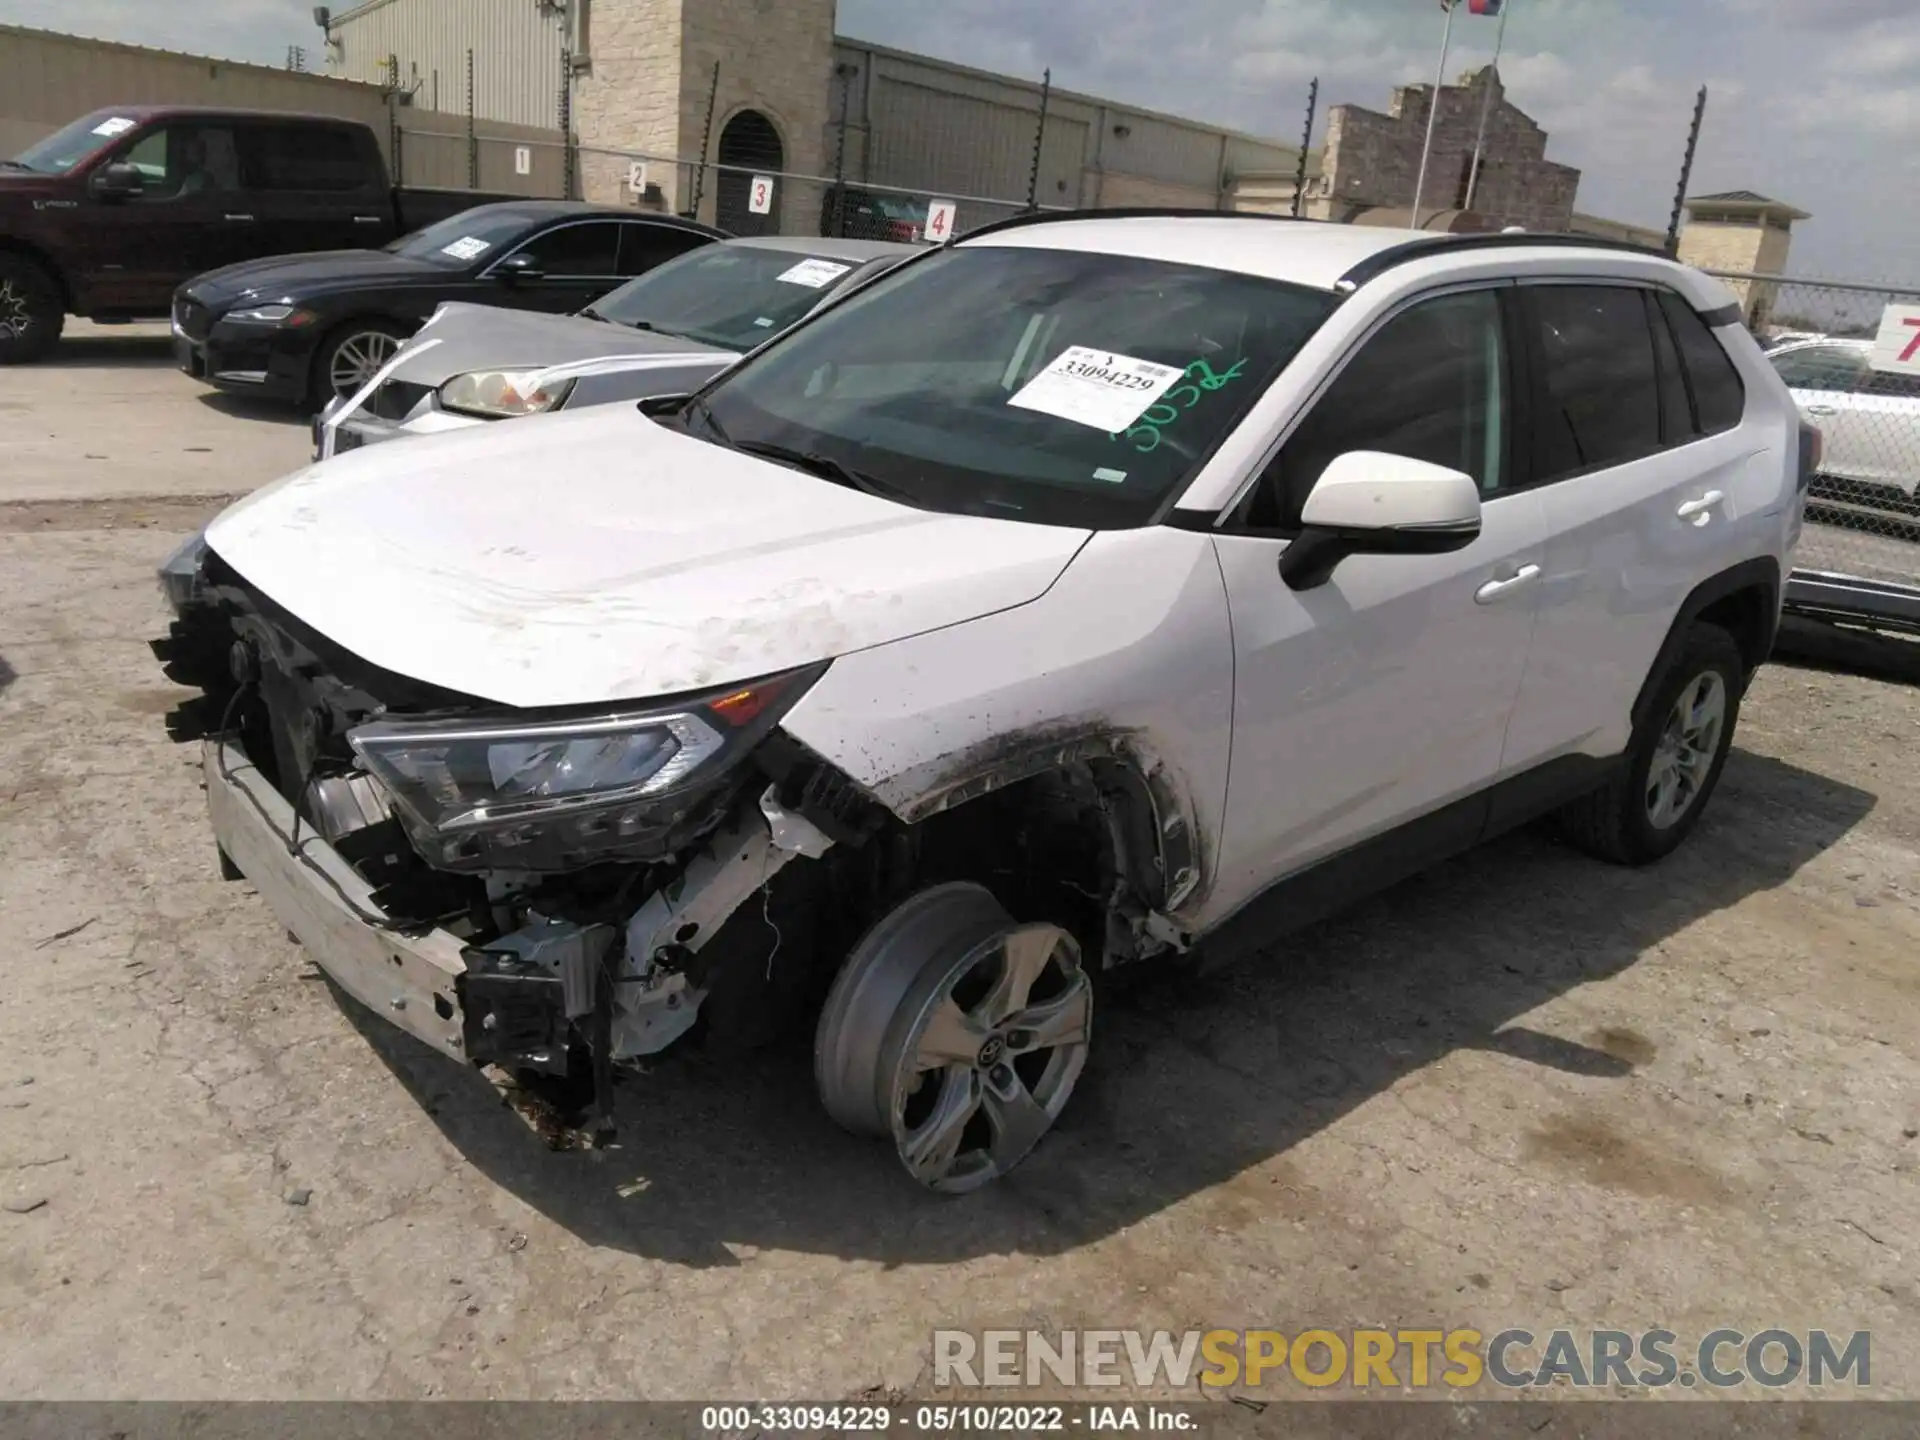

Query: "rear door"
<box><xmin>82</xmin><ymin>120</ymin><xmax>244</xmax><ymax>311</ymax></box>
<box><xmin>484</xmin><ymin>219</ymin><xmax>626</xmax><ymax>313</ymax></box>
<box><xmin>236</xmin><ymin>121</ymin><xmax>389</xmax><ymax>261</ymax></box>
<box><xmin>1499</xmin><ymin>283</ymin><xmax>1761</xmax><ymax>772</ymax></box>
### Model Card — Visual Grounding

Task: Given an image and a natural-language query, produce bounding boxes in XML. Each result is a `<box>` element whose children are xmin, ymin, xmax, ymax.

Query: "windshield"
<box><xmin>10</xmin><ymin>111</ymin><xmax>137</xmax><ymax>174</ymax></box>
<box><xmin>588</xmin><ymin>244</ymin><xmax>875</xmax><ymax>349</ymax></box>
<box><xmin>691</xmin><ymin>246</ymin><xmax>1338</xmax><ymax>528</ymax></box>
<box><xmin>387</xmin><ymin>209</ymin><xmax>544</xmax><ymax>268</ymax></box>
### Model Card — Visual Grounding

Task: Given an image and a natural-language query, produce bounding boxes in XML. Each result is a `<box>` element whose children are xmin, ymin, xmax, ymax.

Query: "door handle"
<box><xmin>1805</xmin><ymin>404</ymin><xmax>1839</xmax><ymax>416</ymax></box>
<box><xmin>1676</xmin><ymin>490</ymin><xmax>1725</xmax><ymax>525</ymax></box>
<box><xmin>223</xmin><ymin>212</ymin><xmax>256</xmax><ymax>222</ymax></box>
<box><xmin>1474</xmin><ymin>563</ymin><xmax>1541</xmax><ymax>604</ymax></box>
<box><xmin>353</xmin><ymin>215</ymin><xmax>383</xmax><ymax>225</ymax></box>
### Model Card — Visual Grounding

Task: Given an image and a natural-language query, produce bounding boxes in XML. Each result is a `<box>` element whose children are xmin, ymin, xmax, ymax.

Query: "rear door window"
<box><xmin>510</xmin><ymin>221</ymin><xmax>622</xmax><ymax>277</ymax></box>
<box><xmin>239</xmin><ymin>125</ymin><xmax>372</xmax><ymax>192</ymax></box>
<box><xmin>1525</xmin><ymin>284</ymin><xmax>1663</xmax><ymax>481</ymax></box>
<box><xmin>615</xmin><ymin>224</ymin><xmax>715</xmax><ymax>278</ymax></box>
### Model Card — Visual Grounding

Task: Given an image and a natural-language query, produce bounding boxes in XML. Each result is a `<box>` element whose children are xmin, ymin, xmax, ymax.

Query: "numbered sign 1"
<box><xmin>925</xmin><ymin>198</ymin><xmax>958</xmax><ymax>244</ymax></box>
<box><xmin>1869</xmin><ymin>302</ymin><xmax>1920</xmax><ymax>376</ymax></box>
<box><xmin>627</xmin><ymin>161</ymin><xmax>649</xmax><ymax>194</ymax></box>
<box><xmin>749</xmin><ymin>175</ymin><xmax>775</xmax><ymax>215</ymax></box>
<box><xmin>514</xmin><ymin>146</ymin><xmax>531</xmax><ymax>177</ymax></box>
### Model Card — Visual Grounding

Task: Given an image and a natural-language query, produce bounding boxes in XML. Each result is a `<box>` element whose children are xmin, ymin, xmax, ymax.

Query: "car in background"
<box><xmin>0</xmin><ymin>105</ymin><xmax>527</xmax><ymax>364</ymax></box>
<box><xmin>313</xmin><ymin>234</ymin><xmax>913</xmax><ymax>458</ymax></box>
<box><xmin>1768</xmin><ymin>338</ymin><xmax>1920</xmax><ymax>506</ymax></box>
<box><xmin>173</xmin><ymin>201</ymin><xmax>727</xmax><ymax>409</ymax></box>
<box><xmin>821</xmin><ymin>185</ymin><xmax>929</xmax><ymax>243</ymax></box>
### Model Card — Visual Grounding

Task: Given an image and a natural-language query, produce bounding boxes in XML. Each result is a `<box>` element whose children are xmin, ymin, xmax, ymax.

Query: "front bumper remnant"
<box><xmin>204</xmin><ymin>738</ymin><xmax>469</xmax><ymax>1060</ymax></box>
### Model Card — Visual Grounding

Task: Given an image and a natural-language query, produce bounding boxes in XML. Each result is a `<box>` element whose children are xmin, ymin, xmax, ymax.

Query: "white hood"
<box><xmin>206</xmin><ymin>406</ymin><xmax>1091</xmax><ymax>709</ymax></box>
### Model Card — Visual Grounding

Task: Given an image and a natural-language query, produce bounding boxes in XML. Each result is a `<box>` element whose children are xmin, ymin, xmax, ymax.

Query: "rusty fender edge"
<box><xmin>203</xmin><ymin>738</ymin><xmax>470</xmax><ymax>1062</ymax></box>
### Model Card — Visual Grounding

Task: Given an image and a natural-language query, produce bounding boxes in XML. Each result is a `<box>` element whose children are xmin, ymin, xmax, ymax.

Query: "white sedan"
<box><xmin>1768</xmin><ymin>338</ymin><xmax>1920</xmax><ymax>500</ymax></box>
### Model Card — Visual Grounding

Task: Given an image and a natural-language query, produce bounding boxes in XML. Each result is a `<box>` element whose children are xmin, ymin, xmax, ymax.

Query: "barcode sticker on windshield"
<box><xmin>441</xmin><ymin>236</ymin><xmax>491</xmax><ymax>261</ymax></box>
<box><xmin>776</xmin><ymin>258</ymin><xmax>853</xmax><ymax>289</ymax></box>
<box><xmin>92</xmin><ymin>117</ymin><xmax>136</xmax><ymax>137</ymax></box>
<box><xmin>1009</xmin><ymin>346</ymin><xmax>1185</xmax><ymax>433</ymax></box>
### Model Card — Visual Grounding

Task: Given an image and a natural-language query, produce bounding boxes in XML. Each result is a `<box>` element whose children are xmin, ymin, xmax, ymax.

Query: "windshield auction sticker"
<box><xmin>1009</xmin><ymin>346</ymin><xmax>1186</xmax><ymax>433</ymax></box>
<box><xmin>441</xmin><ymin>236</ymin><xmax>492</xmax><ymax>261</ymax></box>
<box><xmin>776</xmin><ymin>258</ymin><xmax>853</xmax><ymax>289</ymax></box>
<box><xmin>92</xmin><ymin>117</ymin><xmax>136</xmax><ymax>137</ymax></box>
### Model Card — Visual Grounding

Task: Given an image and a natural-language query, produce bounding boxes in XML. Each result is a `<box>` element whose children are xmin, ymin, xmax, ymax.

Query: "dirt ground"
<box><xmin>0</xmin><ymin>330</ymin><xmax>1917</xmax><ymax>1405</ymax></box>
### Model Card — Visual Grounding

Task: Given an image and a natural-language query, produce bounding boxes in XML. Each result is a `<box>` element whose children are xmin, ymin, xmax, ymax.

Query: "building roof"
<box><xmin>1685</xmin><ymin>190</ymin><xmax>1811</xmax><ymax>220</ymax></box>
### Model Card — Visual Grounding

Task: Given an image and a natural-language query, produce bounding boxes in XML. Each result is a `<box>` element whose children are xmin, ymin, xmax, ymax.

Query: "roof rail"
<box><xmin>1335</xmin><ymin>231</ymin><xmax>1673</xmax><ymax>290</ymax></box>
<box><xmin>954</xmin><ymin>206</ymin><xmax>1321</xmax><ymax>245</ymax></box>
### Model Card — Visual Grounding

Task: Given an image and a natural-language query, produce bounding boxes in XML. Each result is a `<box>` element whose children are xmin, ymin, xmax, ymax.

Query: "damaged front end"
<box><xmin>154</xmin><ymin>546</ymin><xmax>881</xmax><ymax>1133</ymax></box>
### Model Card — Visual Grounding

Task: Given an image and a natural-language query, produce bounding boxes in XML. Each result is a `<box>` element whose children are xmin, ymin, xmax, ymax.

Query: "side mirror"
<box><xmin>90</xmin><ymin>162</ymin><xmax>145</xmax><ymax>201</ymax></box>
<box><xmin>494</xmin><ymin>253</ymin><xmax>544</xmax><ymax>284</ymax></box>
<box><xmin>1279</xmin><ymin>450</ymin><xmax>1482</xmax><ymax>592</ymax></box>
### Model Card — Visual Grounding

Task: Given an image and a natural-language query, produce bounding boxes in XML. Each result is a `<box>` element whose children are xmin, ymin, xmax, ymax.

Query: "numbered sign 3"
<box><xmin>925</xmin><ymin>199</ymin><xmax>958</xmax><ymax>244</ymax></box>
<box><xmin>749</xmin><ymin>175</ymin><xmax>776</xmax><ymax>215</ymax></box>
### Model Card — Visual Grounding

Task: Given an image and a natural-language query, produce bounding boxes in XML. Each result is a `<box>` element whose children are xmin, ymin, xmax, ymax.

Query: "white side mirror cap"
<box><xmin>1300</xmin><ymin>450</ymin><xmax>1482</xmax><ymax>535</ymax></box>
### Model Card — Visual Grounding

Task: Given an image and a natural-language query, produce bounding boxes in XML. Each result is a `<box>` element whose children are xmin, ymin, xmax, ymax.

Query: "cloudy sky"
<box><xmin>5</xmin><ymin>0</ymin><xmax>1913</xmax><ymax>279</ymax></box>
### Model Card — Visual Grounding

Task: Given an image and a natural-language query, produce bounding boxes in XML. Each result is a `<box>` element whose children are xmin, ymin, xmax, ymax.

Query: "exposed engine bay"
<box><xmin>154</xmin><ymin>546</ymin><xmax>1183</xmax><ymax>1138</ymax></box>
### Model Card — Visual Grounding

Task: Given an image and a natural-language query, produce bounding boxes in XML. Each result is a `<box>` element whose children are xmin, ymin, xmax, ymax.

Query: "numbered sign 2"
<box><xmin>925</xmin><ymin>198</ymin><xmax>958</xmax><ymax>244</ymax></box>
<box><xmin>627</xmin><ymin>161</ymin><xmax>649</xmax><ymax>194</ymax></box>
<box><xmin>749</xmin><ymin>175</ymin><xmax>776</xmax><ymax>215</ymax></box>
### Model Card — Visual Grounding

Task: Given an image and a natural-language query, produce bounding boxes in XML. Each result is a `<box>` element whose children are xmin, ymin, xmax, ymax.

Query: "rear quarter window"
<box><xmin>1657</xmin><ymin>290</ymin><xmax>1746</xmax><ymax>434</ymax></box>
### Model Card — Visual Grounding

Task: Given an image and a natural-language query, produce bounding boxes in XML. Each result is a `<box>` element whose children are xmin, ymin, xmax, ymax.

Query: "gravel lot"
<box><xmin>1</xmin><ymin>328</ymin><xmax>1918</xmax><ymax>1406</ymax></box>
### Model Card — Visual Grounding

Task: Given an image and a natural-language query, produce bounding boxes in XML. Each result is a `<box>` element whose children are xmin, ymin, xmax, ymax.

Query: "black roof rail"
<box><xmin>954</xmin><ymin>206</ymin><xmax>1324</xmax><ymax>246</ymax></box>
<box><xmin>1334</xmin><ymin>231</ymin><xmax>1674</xmax><ymax>290</ymax></box>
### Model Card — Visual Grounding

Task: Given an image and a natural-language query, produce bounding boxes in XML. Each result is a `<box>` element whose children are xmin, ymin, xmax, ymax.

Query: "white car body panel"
<box><xmin>1204</xmin><ymin>488</ymin><xmax>1545</xmax><ymax>923</ymax></box>
<box><xmin>206</xmin><ymin>404</ymin><xmax>1091</xmax><ymax>709</ymax></box>
<box><xmin>1772</xmin><ymin>338</ymin><xmax>1920</xmax><ymax>497</ymax></box>
<box><xmin>782</xmin><ymin>526</ymin><xmax>1236</xmax><ymax>913</ymax></box>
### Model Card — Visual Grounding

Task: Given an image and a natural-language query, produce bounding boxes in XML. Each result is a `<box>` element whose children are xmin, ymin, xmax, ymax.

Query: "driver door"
<box><xmin>82</xmin><ymin>121</ymin><xmax>243</xmax><ymax>313</ymax></box>
<box><xmin>1202</xmin><ymin>286</ymin><xmax>1547</xmax><ymax>925</ymax></box>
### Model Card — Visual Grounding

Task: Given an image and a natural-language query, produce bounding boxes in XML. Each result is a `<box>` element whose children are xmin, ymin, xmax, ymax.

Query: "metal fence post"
<box><xmin>1026</xmin><ymin>68</ymin><xmax>1051</xmax><ymax>212</ymax></box>
<box><xmin>1665</xmin><ymin>85</ymin><xmax>1707</xmax><ymax>259</ymax></box>
<box><xmin>466</xmin><ymin>48</ymin><xmax>478</xmax><ymax>191</ymax></box>
<box><xmin>1291</xmin><ymin>77</ymin><xmax>1318</xmax><ymax>218</ymax></box>
<box><xmin>559</xmin><ymin>44</ymin><xmax>576</xmax><ymax>200</ymax></box>
<box><xmin>829</xmin><ymin>63</ymin><xmax>853</xmax><ymax>238</ymax></box>
<box><xmin>686</xmin><ymin>62</ymin><xmax>719</xmax><ymax>221</ymax></box>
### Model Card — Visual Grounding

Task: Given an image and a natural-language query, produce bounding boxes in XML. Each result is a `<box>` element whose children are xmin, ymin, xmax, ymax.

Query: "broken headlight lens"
<box><xmin>346</xmin><ymin>666</ymin><xmax>823</xmax><ymax>841</ymax></box>
<box><xmin>438</xmin><ymin>368</ymin><xmax>577</xmax><ymax>419</ymax></box>
<box><xmin>157</xmin><ymin>530</ymin><xmax>210</xmax><ymax>615</ymax></box>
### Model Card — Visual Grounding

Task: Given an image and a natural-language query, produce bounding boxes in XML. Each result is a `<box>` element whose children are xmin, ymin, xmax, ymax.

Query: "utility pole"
<box><xmin>1664</xmin><ymin>85</ymin><xmax>1708</xmax><ymax>258</ymax></box>
<box><xmin>1410</xmin><ymin>0</ymin><xmax>1458</xmax><ymax>227</ymax></box>
<box><xmin>1291</xmin><ymin>77</ymin><xmax>1318</xmax><ymax>218</ymax></box>
<box><xmin>1462</xmin><ymin>0</ymin><xmax>1512</xmax><ymax>213</ymax></box>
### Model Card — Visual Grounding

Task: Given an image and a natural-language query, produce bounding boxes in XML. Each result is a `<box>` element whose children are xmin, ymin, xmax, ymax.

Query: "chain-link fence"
<box><xmin>1712</xmin><ymin>270</ymin><xmax>1920</xmax><ymax>636</ymax></box>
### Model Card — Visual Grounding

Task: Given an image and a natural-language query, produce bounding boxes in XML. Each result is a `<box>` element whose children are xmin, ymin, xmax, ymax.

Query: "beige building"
<box><xmin>1676</xmin><ymin>190</ymin><xmax>1811</xmax><ymax>329</ymax></box>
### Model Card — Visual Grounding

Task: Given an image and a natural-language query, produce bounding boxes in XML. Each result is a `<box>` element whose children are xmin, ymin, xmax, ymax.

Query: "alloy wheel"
<box><xmin>0</xmin><ymin>279</ymin><xmax>31</xmax><ymax>340</ymax></box>
<box><xmin>816</xmin><ymin>883</ymin><xmax>1092</xmax><ymax>1193</ymax></box>
<box><xmin>1646</xmin><ymin>670</ymin><xmax>1727</xmax><ymax>829</ymax></box>
<box><xmin>328</xmin><ymin>329</ymin><xmax>400</xmax><ymax>399</ymax></box>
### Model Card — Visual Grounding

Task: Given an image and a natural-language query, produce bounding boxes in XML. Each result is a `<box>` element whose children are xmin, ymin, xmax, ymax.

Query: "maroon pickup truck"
<box><xmin>0</xmin><ymin>105</ymin><xmax>522</xmax><ymax>364</ymax></box>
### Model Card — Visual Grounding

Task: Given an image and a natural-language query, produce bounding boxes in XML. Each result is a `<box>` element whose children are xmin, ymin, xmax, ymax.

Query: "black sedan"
<box><xmin>171</xmin><ymin>201</ymin><xmax>727</xmax><ymax>408</ymax></box>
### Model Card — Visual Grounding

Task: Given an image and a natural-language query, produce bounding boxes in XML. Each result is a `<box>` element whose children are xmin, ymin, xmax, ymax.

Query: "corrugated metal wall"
<box><xmin>0</xmin><ymin>22</ymin><xmax>391</xmax><ymax>159</ymax></box>
<box><xmin>328</xmin><ymin>0</ymin><xmax>564</xmax><ymax>129</ymax></box>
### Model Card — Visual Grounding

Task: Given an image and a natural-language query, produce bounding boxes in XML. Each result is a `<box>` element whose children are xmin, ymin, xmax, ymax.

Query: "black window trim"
<box><xmin>1205</xmin><ymin>277</ymin><xmax>1525</xmax><ymax>536</ymax></box>
<box><xmin>1654</xmin><ymin>285</ymin><xmax>1747</xmax><ymax>438</ymax></box>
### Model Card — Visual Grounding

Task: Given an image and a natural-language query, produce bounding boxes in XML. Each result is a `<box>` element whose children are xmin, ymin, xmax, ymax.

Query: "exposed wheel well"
<box><xmin>1631</xmin><ymin>559</ymin><xmax>1781</xmax><ymax>733</ymax></box>
<box><xmin>1696</xmin><ymin>586</ymin><xmax>1774</xmax><ymax>676</ymax></box>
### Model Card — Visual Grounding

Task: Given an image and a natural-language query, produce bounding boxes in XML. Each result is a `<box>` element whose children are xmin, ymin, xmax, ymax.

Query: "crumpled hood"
<box><xmin>205</xmin><ymin>405</ymin><xmax>1091</xmax><ymax>709</ymax></box>
<box><xmin>391</xmin><ymin>301</ymin><xmax>730</xmax><ymax>388</ymax></box>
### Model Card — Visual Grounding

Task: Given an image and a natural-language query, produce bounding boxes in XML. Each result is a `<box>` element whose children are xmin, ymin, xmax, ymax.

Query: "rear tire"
<box><xmin>0</xmin><ymin>255</ymin><xmax>65</xmax><ymax>365</ymax></box>
<box><xmin>1555</xmin><ymin>623</ymin><xmax>1743</xmax><ymax>866</ymax></box>
<box><xmin>310</xmin><ymin>319</ymin><xmax>408</xmax><ymax>409</ymax></box>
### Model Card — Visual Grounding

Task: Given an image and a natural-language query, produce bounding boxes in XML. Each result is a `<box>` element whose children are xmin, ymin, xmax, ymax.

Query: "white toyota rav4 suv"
<box><xmin>157</xmin><ymin>212</ymin><xmax>1812</xmax><ymax>1192</ymax></box>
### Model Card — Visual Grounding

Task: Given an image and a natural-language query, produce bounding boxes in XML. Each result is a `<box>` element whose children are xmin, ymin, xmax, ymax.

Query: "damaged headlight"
<box><xmin>438</xmin><ymin>368</ymin><xmax>577</xmax><ymax>419</ymax></box>
<box><xmin>158</xmin><ymin>530</ymin><xmax>210</xmax><ymax>615</ymax></box>
<box><xmin>346</xmin><ymin>666</ymin><xmax>823</xmax><ymax>861</ymax></box>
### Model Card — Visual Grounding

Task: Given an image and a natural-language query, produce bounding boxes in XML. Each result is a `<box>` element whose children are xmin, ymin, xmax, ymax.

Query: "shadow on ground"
<box><xmin>43</xmin><ymin>329</ymin><xmax>176</xmax><ymax>368</ymax></box>
<box><xmin>341</xmin><ymin>744</ymin><xmax>1874</xmax><ymax>1266</ymax></box>
<box><xmin>0</xmin><ymin>654</ymin><xmax>15</xmax><ymax>699</ymax></box>
<box><xmin>1775</xmin><ymin>614</ymin><xmax>1920</xmax><ymax>688</ymax></box>
<box><xmin>194</xmin><ymin>390</ymin><xmax>313</xmax><ymax>429</ymax></box>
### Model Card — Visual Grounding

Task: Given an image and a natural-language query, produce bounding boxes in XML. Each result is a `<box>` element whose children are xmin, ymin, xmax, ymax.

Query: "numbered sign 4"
<box><xmin>925</xmin><ymin>199</ymin><xmax>958</xmax><ymax>244</ymax></box>
<box><xmin>749</xmin><ymin>175</ymin><xmax>776</xmax><ymax>215</ymax></box>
